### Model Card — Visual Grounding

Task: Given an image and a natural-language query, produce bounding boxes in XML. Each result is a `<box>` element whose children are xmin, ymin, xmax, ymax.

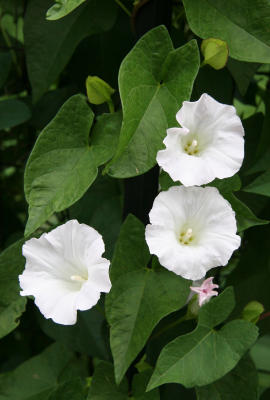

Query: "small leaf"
<box><xmin>201</xmin><ymin>38</ymin><xmax>229</xmax><ymax>70</ymax></box>
<box><xmin>0</xmin><ymin>52</ymin><xmax>12</xmax><ymax>89</ymax></box>
<box><xmin>0</xmin><ymin>99</ymin><xmax>31</xmax><ymax>130</ymax></box>
<box><xmin>242</xmin><ymin>301</ymin><xmax>264</xmax><ymax>324</ymax></box>
<box><xmin>86</xmin><ymin>76</ymin><xmax>115</xmax><ymax>105</ymax></box>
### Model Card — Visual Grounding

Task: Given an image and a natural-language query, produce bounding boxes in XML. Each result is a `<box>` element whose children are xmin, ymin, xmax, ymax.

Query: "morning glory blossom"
<box><xmin>156</xmin><ymin>93</ymin><xmax>244</xmax><ymax>186</ymax></box>
<box><xmin>19</xmin><ymin>220</ymin><xmax>111</xmax><ymax>325</ymax></box>
<box><xmin>145</xmin><ymin>186</ymin><xmax>240</xmax><ymax>280</ymax></box>
<box><xmin>190</xmin><ymin>277</ymin><xmax>219</xmax><ymax>306</ymax></box>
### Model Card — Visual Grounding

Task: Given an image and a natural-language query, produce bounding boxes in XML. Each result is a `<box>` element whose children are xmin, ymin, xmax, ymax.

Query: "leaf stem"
<box><xmin>259</xmin><ymin>311</ymin><xmax>270</xmax><ymax>321</ymax></box>
<box><xmin>114</xmin><ymin>0</ymin><xmax>132</xmax><ymax>16</ymax></box>
<box><xmin>150</xmin><ymin>315</ymin><xmax>188</xmax><ymax>341</ymax></box>
<box><xmin>107</xmin><ymin>99</ymin><xmax>115</xmax><ymax>113</ymax></box>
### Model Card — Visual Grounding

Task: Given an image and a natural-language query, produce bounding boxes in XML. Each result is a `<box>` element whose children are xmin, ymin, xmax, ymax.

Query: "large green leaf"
<box><xmin>87</xmin><ymin>361</ymin><xmax>128</xmax><ymax>400</ymax></box>
<box><xmin>183</xmin><ymin>0</ymin><xmax>270</xmax><ymax>63</ymax></box>
<box><xmin>106</xmin><ymin>215</ymin><xmax>191</xmax><ymax>384</ymax></box>
<box><xmin>107</xmin><ymin>26</ymin><xmax>200</xmax><ymax>178</ymax></box>
<box><xmin>147</xmin><ymin>288</ymin><xmax>258</xmax><ymax>389</ymax></box>
<box><xmin>24</xmin><ymin>0</ymin><xmax>117</xmax><ymax>101</ymax></box>
<box><xmin>0</xmin><ymin>239</ymin><xmax>26</xmax><ymax>339</ymax></box>
<box><xmin>24</xmin><ymin>95</ymin><xmax>121</xmax><ymax>236</ymax></box>
<box><xmin>196</xmin><ymin>356</ymin><xmax>258</xmax><ymax>400</ymax></box>
<box><xmin>0</xmin><ymin>99</ymin><xmax>31</xmax><ymax>130</ymax></box>
<box><xmin>46</xmin><ymin>0</ymin><xmax>87</xmax><ymax>20</ymax></box>
<box><xmin>0</xmin><ymin>343</ymin><xmax>86</xmax><ymax>400</ymax></box>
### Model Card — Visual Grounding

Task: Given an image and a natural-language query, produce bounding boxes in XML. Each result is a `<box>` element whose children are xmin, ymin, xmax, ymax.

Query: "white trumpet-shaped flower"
<box><xmin>157</xmin><ymin>93</ymin><xmax>244</xmax><ymax>186</ymax></box>
<box><xmin>145</xmin><ymin>186</ymin><xmax>240</xmax><ymax>280</ymax></box>
<box><xmin>19</xmin><ymin>220</ymin><xmax>111</xmax><ymax>325</ymax></box>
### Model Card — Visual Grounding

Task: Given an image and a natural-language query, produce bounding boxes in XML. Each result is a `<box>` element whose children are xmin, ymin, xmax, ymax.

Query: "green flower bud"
<box><xmin>201</xmin><ymin>38</ymin><xmax>229</xmax><ymax>70</ymax></box>
<box><xmin>86</xmin><ymin>76</ymin><xmax>115</xmax><ymax>106</ymax></box>
<box><xmin>242</xmin><ymin>301</ymin><xmax>264</xmax><ymax>324</ymax></box>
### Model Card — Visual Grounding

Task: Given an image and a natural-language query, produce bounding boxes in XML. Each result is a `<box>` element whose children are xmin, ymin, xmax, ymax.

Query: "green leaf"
<box><xmin>224</xmin><ymin>193</ymin><xmax>269</xmax><ymax>232</ymax></box>
<box><xmin>106</xmin><ymin>215</ymin><xmax>191</xmax><ymax>384</ymax></box>
<box><xmin>147</xmin><ymin>288</ymin><xmax>258</xmax><ymax>389</ymax></box>
<box><xmin>48</xmin><ymin>378</ymin><xmax>86</xmax><ymax>400</ymax></box>
<box><xmin>70</xmin><ymin>175</ymin><xmax>123</xmax><ymax>260</ymax></box>
<box><xmin>244</xmin><ymin>169</ymin><xmax>270</xmax><ymax>197</ymax></box>
<box><xmin>108</xmin><ymin>214</ymin><xmax>151</xmax><ymax>282</ymax></box>
<box><xmin>183</xmin><ymin>0</ymin><xmax>270</xmax><ymax>63</ymax></box>
<box><xmin>87</xmin><ymin>361</ymin><xmax>128</xmax><ymax>400</ymax></box>
<box><xmin>46</xmin><ymin>0</ymin><xmax>87</xmax><ymax>20</ymax></box>
<box><xmin>107</xmin><ymin>26</ymin><xmax>200</xmax><ymax>178</ymax></box>
<box><xmin>0</xmin><ymin>99</ymin><xmax>31</xmax><ymax>130</ymax></box>
<box><xmin>132</xmin><ymin>370</ymin><xmax>160</xmax><ymax>400</ymax></box>
<box><xmin>250</xmin><ymin>335</ymin><xmax>270</xmax><ymax>373</ymax></box>
<box><xmin>39</xmin><ymin>305</ymin><xmax>109</xmax><ymax>360</ymax></box>
<box><xmin>0</xmin><ymin>343</ymin><xmax>78</xmax><ymax>400</ymax></box>
<box><xmin>86</xmin><ymin>75</ymin><xmax>115</xmax><ymax>105</ymax></box>
<box><xmin>0</xmin><ymin>52</ymin><xmax>12</xmax><ymax>89</ymax></box>
<box><xmin>24</xmin><ymin>95</ymin><xmax>121</xmax><ymax>236</ymax></box>
<box><xmin>201</xmin><ymin>38</ymin><xmax>229</xmax><ymax>70</ymax></box>
<box><xmin>0</xmin><ymin>239</ymin><xmax>26</xmax><ymax>339</ymax></box>
<box><xmin>227</xmin><ymin>58</ymin><xmax>259</xmax><ymax>96</ymax></box>
<box><xmin>196</xmin><ymin>356</ymin><xmax>258</xmax><ymax>400</ymax></box>
<box><xmin>208</xmin><ymin>174</ymin><xmax>241</xmax><ymax>194</ymax></box>
<box><xmin>24</xmin><ymin>0</ymin><xmax>117</xmax><ymax>101</ymax></box>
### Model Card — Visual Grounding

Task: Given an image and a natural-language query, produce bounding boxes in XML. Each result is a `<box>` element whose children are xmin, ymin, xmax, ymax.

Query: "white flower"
<box><xmin>156</xmin><ymin>93</ymin><xmax>244</xmax><ymax>186</ymax></box>
<box><xmin>145</xmin><ymin>186</ymin><xmax>240</xmax><ymax>280</ymax></box>
<box><xmin>19</xmin><ymin>220</ymin><xmax>111</xmax><ymax>325</ymax></box>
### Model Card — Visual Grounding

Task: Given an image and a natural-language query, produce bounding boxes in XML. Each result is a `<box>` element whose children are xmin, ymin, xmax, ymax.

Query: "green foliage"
<box><xmin>24</xmin><ymin>0</ymin><xmax>117</xmax><ymax>101</ymax></box>
<box><xmin>148</xmin><ymin>288</ymin><xmax>258</xmax><ymax>389</ymax></box>
<box><xmin>196</xmin><ymin>356</ymin><xmax>258</xmax><ymax>400</ymax></box>
<box><xmin>107</xmin><ymin>26</ymin><xmax>200</xmax><ymax>178</ymax></box>
<box><xmin>0</xmin><ymin>239</ymin><xmax>26</xmax><ymax>339</ymax></box>
<box><xmin>0</xmin><ymin>99</ymin><xmax>31</xmax><ymax>130</ymax></box>
<box><xmin>46</xmin><ymin>0</ymin><xmax>87</xmax><ymax>20</ymax></box>
<box><xmin>106</xmin><ymin>215</ymin><xmax>190</xmax><ymax>384</ymax></box>
<box><xmin>183</xmin><ymin>0</ymin><xmax>270</xmax><ymax>63</ymax></box>
<box><xmin>87</xmin><ymin>361</ymin><xmax>128</xmax><ymax>400</ymax></box>
<box><xmin>2</xmin><ymin>2</ymin><xmax>270</xmax><ymax>399</ymax></box>
<box><xmin>24</xmin><ymin>95</ymin><xmax>121</xmax><ymax>235</ymax></box>
<box><xmin>0</xmin><ymin>343</ymin><xmax>87</xmax><ymax>400</ymax></box>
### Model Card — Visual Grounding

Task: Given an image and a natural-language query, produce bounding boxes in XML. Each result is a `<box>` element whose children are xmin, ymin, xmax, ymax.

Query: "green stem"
<box><xmin>150</xmin><ymin>315</ymin><xmax>188</xmax><ymax>341</ymax></box>
<box><xmin>114</xmin><ymin>0</ymin><xmax>132</xmax><ymax>16</ymax></box>
<box><xmin>107</xmin><ymin>99</ymin><xmax>115</xmax><ymax>113</ymax></box>
<box><xmin>0</xmin><ymin>19</ymin><xmax>22</xmax><ymax>77</ymax></box>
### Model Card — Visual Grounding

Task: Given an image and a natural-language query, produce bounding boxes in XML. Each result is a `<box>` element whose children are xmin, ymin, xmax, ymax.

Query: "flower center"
<box><xmin>183</xmin><ymin>139</ymin><xmax>199</xmax><ymax>156</ymax></box>
<box><xmin>179</xmin><ymin>228</ymin><xmax>194</xmax><ymax>245</ymax></box>
<box><xmin>70</xmin><ymin>274</ymin><xmax>87</xmax><ymax>283</ymax></box>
